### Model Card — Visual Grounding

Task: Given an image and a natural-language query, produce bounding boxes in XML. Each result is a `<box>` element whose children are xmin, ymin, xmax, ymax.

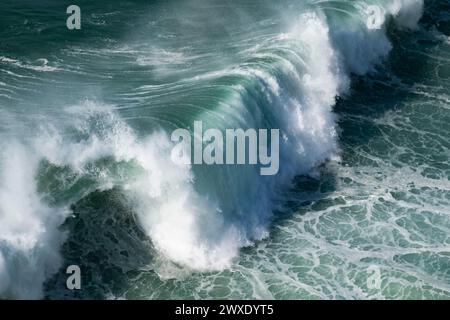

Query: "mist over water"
<box><xmin>0</xmin><ymin>0</ymin><xmax>449</xmax><ymax>299</ymax></box>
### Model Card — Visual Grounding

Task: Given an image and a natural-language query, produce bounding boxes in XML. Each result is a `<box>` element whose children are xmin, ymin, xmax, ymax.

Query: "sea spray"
<box><xmin>0</xmin><ymin>143</ymin><xmax>68</xmax><ymax>298</ymax></box>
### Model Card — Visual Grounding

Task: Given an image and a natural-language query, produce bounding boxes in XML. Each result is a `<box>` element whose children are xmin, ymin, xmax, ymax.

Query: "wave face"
<box><xmin>3</xmin><ymin>0</ymin><xmax>448</xmax><ymax>299</ymax></box>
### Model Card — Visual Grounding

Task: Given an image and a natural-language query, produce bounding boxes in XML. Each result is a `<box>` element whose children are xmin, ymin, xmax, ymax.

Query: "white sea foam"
<box><xmin>0</xmin><ymin>56</ymin><xmax>59</xmax><ymax>72</ymax></box>
<box><xmin>0</xmin><ymin>143</ymin><xmax>68</xmax><ymax>298</ymax></box>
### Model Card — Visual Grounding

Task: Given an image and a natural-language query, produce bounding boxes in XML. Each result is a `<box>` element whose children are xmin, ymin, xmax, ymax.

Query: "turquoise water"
<box><xmin>0</xmin><ymin>0</ymin><xmax>449</xmax><ymax>299</ymax></box>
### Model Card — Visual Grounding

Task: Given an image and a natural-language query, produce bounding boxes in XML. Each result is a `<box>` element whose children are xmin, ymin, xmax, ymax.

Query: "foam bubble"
<box><xmin>0</xmin><ymin>143</ymin><xmax>67</xmax><ymax>298</ymax></box>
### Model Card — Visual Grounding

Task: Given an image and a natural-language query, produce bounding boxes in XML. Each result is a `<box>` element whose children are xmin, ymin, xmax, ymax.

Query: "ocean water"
<box><xmin>0</xmin><ymin>0</ymin><xmax>449</xmax><ymax>299</ymax></box>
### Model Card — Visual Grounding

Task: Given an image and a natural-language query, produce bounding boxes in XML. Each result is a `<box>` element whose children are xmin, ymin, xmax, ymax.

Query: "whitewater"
<box><xmin>1</xmin><ymin>0</ymin><xmax>449</xmax><ymax>299</ymax></box>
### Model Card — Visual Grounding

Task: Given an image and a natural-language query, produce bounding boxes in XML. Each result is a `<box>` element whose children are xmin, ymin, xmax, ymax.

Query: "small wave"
<box><xmin>0</xmin><ymin>56</ymin><xmax>59</xmax><ymax>72</ymax></box>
